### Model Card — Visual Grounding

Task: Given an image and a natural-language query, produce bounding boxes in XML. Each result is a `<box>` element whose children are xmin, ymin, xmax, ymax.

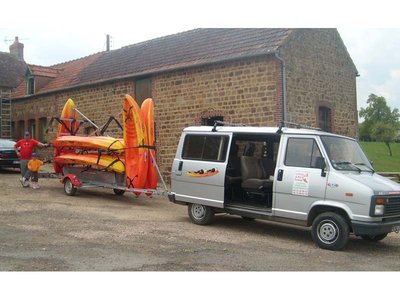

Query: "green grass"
<box><xmin>360</xmin><ymin>142</ymin><xmax>400</xmax><ymax>172</ymax></box>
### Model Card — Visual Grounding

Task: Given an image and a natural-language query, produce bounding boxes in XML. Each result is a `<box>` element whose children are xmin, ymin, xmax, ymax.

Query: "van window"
<box><xmin>182</xmin><ymin>135</ymin><xmax>229</xmax><ymax>162</ymax></box>
<box><xmin>285</xmin><ymin>138</ymin><xmax>322</xmax><ymax>168</ymax></box>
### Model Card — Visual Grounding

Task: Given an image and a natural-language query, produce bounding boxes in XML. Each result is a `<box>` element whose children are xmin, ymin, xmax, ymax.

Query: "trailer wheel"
<box><xmin>64</xmin><ymin>178</ymin><xmax>77</xmax><ymax>196</ymax></box>
<box><xmin>311</xmin><ymin>212</ymin><xmax>349</xmax><ymax>251</ymax></box>
<box><xmin>188</xmin><ymin>203</ymin><xmax>214</xmax><ymax>225</ymax></box>
<box><xmin>113</xmin><ymin>188</ymin><xmax>125</xmax><ymax>196</ymax></box>
<box><xmin>361</xmin><ymin>233</ymin><xmax>388</xmax><ymax>242</ymax></box>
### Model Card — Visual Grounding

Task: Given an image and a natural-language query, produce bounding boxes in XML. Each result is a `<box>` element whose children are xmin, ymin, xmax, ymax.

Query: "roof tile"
<box><xmin>12</xmin><ymin>28</ymin><xmax>292</xmax><ymax>98</ymax></box>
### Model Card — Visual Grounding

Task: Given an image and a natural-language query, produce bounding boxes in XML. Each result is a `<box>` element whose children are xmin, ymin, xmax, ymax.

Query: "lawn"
<box><xmin>360</xmin><ymin>142</ymin><xmax>400</xmax><ymax>172</ymax></box>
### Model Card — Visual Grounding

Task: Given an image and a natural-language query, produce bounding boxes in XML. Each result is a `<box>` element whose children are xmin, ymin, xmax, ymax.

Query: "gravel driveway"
<box><xmin>1</xmin><ymin>167</ymin><xmax>399</xmax><ymax>271</ymax></box>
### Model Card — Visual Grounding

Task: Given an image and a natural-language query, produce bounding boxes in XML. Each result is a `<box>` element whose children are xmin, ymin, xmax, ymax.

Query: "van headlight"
<box><xmin>374</xmin><ymin>205</ymin><xmax>384</xmax><ymax>216</ymax></box>
<box><xmin>373</xmin><ymin>198</ymin><xmax>386</xmax><ymax>216</ymax></box>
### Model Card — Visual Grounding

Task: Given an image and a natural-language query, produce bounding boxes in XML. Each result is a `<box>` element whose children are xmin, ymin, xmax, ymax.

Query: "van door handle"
<box><xmin>175</xmin><ymin>161</ymin><xmax>183</xmax><ymax>176</ymax></box>
<box><xmin>277</xmin><ymin>169</ymin><xmax>284</xmax><ymax>181</ymax></box>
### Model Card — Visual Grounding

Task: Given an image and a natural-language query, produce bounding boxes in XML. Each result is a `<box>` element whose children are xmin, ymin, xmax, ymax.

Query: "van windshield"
<box><xmin>320</xmin><ymin>136</ymin><xmax>374</xmax><ymax>172</ymax></box>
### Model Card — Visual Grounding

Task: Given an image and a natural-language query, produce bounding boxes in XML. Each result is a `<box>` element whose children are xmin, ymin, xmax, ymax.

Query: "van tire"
<box><xmin>360</xmin><ymin>233</ymin><xmax>388</xmax><ymax>242</ymax></box>
<box><xmin>188</xmin><ymin>203</ymin><xmax>214</xmax><ymax>225</ymax></box>
<box><xmin>311</xmin><ymin>212</ymin><xmax>349</xmax><ymax>250</ymax></box>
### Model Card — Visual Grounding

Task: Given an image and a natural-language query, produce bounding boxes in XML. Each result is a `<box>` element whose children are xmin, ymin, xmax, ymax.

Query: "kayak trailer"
<box><xmin>53</xmin><ymin>151</ymin><xmax>168</xmax><ymax>197</ymax></box>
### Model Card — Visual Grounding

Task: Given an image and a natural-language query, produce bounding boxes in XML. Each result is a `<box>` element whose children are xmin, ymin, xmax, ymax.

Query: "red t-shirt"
<box><xmin>15</xmin><ymin>139</ymin><xmax>39</xmax><ymax>160</ymax></box>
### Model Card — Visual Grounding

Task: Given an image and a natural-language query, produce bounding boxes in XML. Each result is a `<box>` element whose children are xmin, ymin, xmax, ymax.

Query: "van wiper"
<box><xmin>354</xmin><ymin>163</ymin><xmax>375</xmax><ymax>173</ymax></box>
<box><xmin>333</xmin><ymin>161</ymin><xmax>362</xmax><ymax>173</ymax></box>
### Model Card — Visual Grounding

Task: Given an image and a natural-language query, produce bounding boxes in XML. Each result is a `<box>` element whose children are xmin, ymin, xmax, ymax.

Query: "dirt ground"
<box><xmin>1</xmin><ymin>166</ymin><xmax>400</xmax><ymax>271</ymax></box>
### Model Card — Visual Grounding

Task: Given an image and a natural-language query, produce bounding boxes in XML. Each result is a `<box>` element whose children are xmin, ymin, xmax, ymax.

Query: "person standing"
<box><xmin>27</xmin><ymin>153</ymin><xmax>44</xmax><ymax>189</ymax></box>
<box><xmin>14</xmin><ymin>131</ymin><xmax>48</xmax><ymax>187</ymax></box>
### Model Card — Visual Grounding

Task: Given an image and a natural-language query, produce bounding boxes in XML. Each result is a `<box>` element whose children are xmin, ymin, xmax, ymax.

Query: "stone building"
<box><xmin>8</xmin><ymin>28</ymin><xmax>358</xmax><ymax>179</ymax></box>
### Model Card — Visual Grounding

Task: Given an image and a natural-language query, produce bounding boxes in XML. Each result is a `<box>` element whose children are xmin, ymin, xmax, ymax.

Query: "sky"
<box><xmin>1</xmin><ymin>0</ymin><xmax>399</xmax><ymax>113</ymax></box>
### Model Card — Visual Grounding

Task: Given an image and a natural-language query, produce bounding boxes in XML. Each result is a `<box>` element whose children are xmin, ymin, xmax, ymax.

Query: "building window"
<box><xmin>201</xmin><ymin>116</ymin><xmax>224</xmax><ymax>126</ymax></box>
<box><xmin>319</xmin><ymin>106</ymin><xmax>332</xmax><ymax>132</ymax></box>
<box><xmin>38</xmin><ymin>117</ymin><xmax>47</xmax><ymax>142</ymax></box>
<box><xmin>28</xmin><ymin>119</ymin><xmax>36</xmax><ymax>139</ymax></box>
<box><xmin>27</xmin><ymin>76</ymin><xmax>35</xmax><ymax>95</ymax></box>
<box><xmin>17</xmin><ymin>120</ymin><xmax>25</xmax><ymax>139</ymax></box>
<box><xmin>11</xmin><ymin>122</ymin><xmax>15</xmax><ymax>140</ymax></box>
<box><xmin>135</xmin><ymin>77</ymin><xmax>151</xmax><ymax>106</ymax></box>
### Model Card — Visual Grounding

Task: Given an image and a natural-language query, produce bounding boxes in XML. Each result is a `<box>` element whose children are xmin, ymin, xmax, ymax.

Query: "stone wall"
<box><xmin>280</xmin><ymin>28</ymin><xmax>358</xmax><ymax>137</ymax></box>
<box><xmin>11</xmin><ymin>56</ymin><xmax>282</xmax><ymax>181</ymax></box>
<box><xmin>153</xmin><ymin>56</ymin><xmax>282</xmax><ymax>180</ymax></box>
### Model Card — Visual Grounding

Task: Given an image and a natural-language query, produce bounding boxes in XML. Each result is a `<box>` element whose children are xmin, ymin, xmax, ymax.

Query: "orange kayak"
<box><xmin>54</xmin><ymin>98</ymin><xmax>79</xmax><ymax>173</ymax></box>
<box><xmin>141</xmin><ymin>98</ymin><xmax>158</xmax><ymax>192</ymax></box>
<box><xmin>54</xmin><ymin>153</ymin><xmax>125</xmax><ymax>173</ymax></box>
<box><xmin>123</xmin><ymin>95</ymin><xmax>148</xmax><ymax>191</ymax></box>
<box><xmin>58</xmin><ymin>98</ymin><xmax>79</xmax><ymax>136</ymax></box>
<box><xmin>52</xmin><ymin>135</ymin><xmax>125</xmax><ymax>153</ymax></box>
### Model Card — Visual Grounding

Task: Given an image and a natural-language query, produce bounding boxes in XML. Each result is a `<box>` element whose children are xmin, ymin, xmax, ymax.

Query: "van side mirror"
<box><xmin>370</xmin><ymin>160</ymin><xmax>374</xmax><ymax>167</ymax></box>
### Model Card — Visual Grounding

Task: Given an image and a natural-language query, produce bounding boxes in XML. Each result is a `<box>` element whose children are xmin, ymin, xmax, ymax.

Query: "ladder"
<box><xmin>0</xmin><ymin>93</ymin><xmax>12</xmax><ymax>139</ymax></box>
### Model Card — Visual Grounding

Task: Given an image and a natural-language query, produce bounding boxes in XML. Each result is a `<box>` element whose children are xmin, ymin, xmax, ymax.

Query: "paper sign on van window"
<box><xmin>292</xmin><ymin>171</ymin><xmax>309</xmax><ymax>196</ymax></box>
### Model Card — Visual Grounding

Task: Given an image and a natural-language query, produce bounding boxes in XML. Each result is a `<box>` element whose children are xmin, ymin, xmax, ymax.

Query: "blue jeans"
<box><xmin>20</xmin><ymin>159</ymin><xmax>31</xmax><ymax>180</ymax></box>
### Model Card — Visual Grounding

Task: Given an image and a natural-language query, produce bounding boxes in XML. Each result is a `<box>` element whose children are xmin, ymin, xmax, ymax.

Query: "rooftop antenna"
<box><xmin>4</xmin><ymin>36</ymin><xmax>28</xmax><ymax>45</ymax></box>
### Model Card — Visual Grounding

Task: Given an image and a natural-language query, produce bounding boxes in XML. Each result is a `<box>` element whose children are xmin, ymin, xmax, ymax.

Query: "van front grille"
<box><xmin>385</xmin><ymin>197</ymin><xmax>400</xmax><ymax>217</ymax></box>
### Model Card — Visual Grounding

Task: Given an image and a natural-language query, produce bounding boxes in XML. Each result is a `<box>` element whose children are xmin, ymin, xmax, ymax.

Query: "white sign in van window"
<box><xmin>292</xmin><ymin>171</ymin><xmax>310</xmax><ymax>196</ymax></box>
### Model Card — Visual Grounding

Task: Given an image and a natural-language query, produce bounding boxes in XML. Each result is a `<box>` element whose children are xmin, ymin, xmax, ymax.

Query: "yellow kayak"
<box><xmin>52</xmin><ymin>135</ymin><xmax>125</xmax><ymax>153</ymax></box>
<box><xmin>54</xmin><ymin>153</ymin><xmax>125</xmax><ymax>173</ymax></box>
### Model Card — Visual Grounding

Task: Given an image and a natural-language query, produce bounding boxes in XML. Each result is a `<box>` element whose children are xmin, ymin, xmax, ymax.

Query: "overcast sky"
<box><xmin>1</xmin><ymin>0</ymin><xmax>399</xmax><ymax>113</ymax></box>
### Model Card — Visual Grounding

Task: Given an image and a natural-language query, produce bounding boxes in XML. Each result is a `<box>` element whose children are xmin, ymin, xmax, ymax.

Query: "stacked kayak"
<box><xmin>54</xmin><ymin>153</ymin><xmax>125</xmax><ymax>173</ymax></box>
<box><xmin>52</xmin><ymin>95</ymin><xmax>158</xmax><ymax>193</ymax></box>
<box><xmin>52</xmin><ymin>135</ymin><xmax>125</xmax><ymax>153</ymax></box>
<box><xmin>141</xmin><ymin>98</ymin><xmax>158</xmax><ymax>191</ymax></box>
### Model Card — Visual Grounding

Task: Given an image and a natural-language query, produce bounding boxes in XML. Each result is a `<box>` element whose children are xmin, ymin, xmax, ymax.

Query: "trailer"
<box><xmin>58</xmin><ymin>150</ymin><xmax>168</xmax><ymax>197</ymax></box>
<box><xmin>44</xmin><ymin>96</ymin><xmax>167</xmax><ymax>198</ymax></box>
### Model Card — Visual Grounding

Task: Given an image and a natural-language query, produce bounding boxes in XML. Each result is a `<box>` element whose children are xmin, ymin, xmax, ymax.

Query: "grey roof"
<box><xmin>0</xmin><ymin>51</ymin><xmax>27</xmax><ymax>88</ymax></box>
<box><xmin>75</xmin><ymin>28</ymin><xmax>292</xmax><ymax>85</ymax></box>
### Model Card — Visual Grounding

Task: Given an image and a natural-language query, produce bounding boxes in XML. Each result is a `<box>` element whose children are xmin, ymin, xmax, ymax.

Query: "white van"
<box><xmin>168</xmin><ymin>123</ymin><xmax>400</xmax><ymax>250</ymax></box>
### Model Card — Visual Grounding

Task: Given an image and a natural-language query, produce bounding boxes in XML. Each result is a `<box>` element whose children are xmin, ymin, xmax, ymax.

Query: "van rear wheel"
<box><xmin>311</xmin><ymin>212</ymin><xmax>349</xmax><ymax>250</ymax></box>
<box><xmin>188</xmin><ymin>203</ymin><xmax>214</xmax><ymax>225</ymax></box>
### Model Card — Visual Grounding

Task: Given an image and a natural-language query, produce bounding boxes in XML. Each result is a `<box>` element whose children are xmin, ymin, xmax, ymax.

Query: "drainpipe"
<box><xmin>274</xmin><ymin>51</ymin><xmax>287</xmax><ymax>123</ymax></box>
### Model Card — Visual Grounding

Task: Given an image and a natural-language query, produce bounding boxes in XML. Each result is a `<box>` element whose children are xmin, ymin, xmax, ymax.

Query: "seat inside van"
<box><xmin>225</xmin><ymin>134</ymin><xmax>280</xmax><ymax>210</ymax></box>
<box><xmin>240</xmin><ymin>143</ymin><xmax>272</xmax><ymax>191</ymax></box>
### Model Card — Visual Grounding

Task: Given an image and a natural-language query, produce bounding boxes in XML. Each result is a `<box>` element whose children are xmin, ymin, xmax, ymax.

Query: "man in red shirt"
<box><xmin>14</xmin><ymin>131</ymin><xmax>48</xmax><ymax>187</ymax></box>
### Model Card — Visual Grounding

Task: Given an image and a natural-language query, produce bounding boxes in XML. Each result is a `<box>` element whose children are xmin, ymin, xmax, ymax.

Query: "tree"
<box><xmin>359</xmin><ymin>94</ymin><xmax>400</xmax><ymax>155</ymax></box>
<box><xmin>370</xmin><ymin>122</ymin><xmax>396</xmax><ymax>156</ymax></box>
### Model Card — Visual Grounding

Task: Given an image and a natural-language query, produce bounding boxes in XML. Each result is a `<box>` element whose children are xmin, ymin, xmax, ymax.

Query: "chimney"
<box><xmin>106</xmin><ymin>34</ymin><xmax>110</xmax><ymax>51</ymax></box>
<box><xmin>9</xmin><ymin>36</ymin><xmax>24</xmax><ymax>61</ymax></box>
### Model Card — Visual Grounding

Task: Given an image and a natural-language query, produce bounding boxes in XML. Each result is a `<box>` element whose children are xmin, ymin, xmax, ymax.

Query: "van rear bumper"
<box><xmin>351</xmin><ymin>219</ymin><xmax>400</xmax><ymax>236</ymax></box>
<box><xmin>168</xmin><ymin>192</ymin><xmax>176</xmax><ymax>202</ymax></box>
<box><xmin>168</xmin><ymin>192</ymin><xmax>186</xmax><ymax>206</ymax></box>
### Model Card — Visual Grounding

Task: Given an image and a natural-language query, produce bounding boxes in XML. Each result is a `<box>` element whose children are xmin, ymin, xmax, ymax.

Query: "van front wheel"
<box><xmin>311</xmin><ymin>212</ymin><xmax>349</xmax><ymax>250</ymax></box>
<box><xmin>188</xmin><ymin>203</ymin><xmax>214</xmax><ymax>225</ymax></box>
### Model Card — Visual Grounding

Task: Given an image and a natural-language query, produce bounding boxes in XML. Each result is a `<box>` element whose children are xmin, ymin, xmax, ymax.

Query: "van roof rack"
<box><xmin>212</xmin><ymin>121</ymin><xmax>246</xmax><ymax>132</ymax></box>
<box><xmin>277</xmin><ymin>121</ymin><xmax>322</xmax><ymax>134</ymax></box>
